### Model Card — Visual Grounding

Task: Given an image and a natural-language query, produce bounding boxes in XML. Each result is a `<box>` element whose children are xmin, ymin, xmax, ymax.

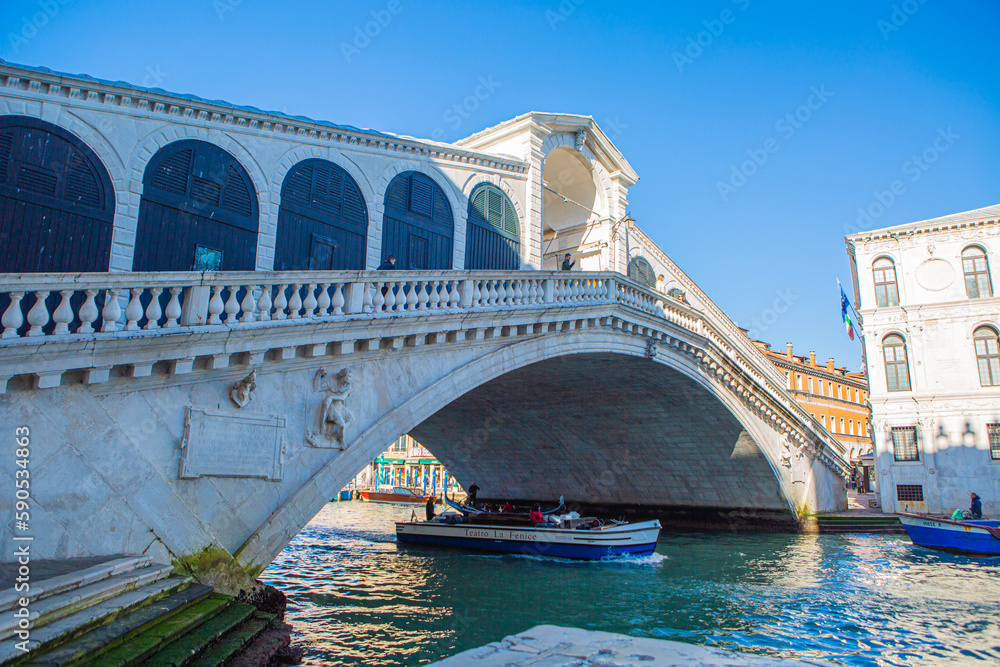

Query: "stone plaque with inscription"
<box><xmin>179</xmin><ymin>408</ymin><xmax>285</xmax><ymax>481</ymax></box>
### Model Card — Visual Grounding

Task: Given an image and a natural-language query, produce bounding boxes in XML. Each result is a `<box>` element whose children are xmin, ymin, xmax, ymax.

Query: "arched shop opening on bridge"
<box><xmin>274</xmin><ymin>158</ymin><xmax>368</xmax><ymax>271</ymax></box>
<box><xmin>465</xmin><ymin>182</ymin><xmax>520</xmax><ymax>270</ymax></box>
<box><xmin>133</xmin><ymin>139</ymin><xmax>259</xmax><ymax>272</ymax></box>
<box><xmin>0</xmin><ymin>115</ymin><xmax>116</xmax><ymax>273</ymax></box>
<box><xmin>380</xmin><ymin>171</ymin><xmax>454</xmax><ymax>270</ymax></box>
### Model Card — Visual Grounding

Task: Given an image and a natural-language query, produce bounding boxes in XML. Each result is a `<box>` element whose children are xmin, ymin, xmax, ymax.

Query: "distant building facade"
<box><xmin>755</xmin><ymin>340</ymin><xmax>872</xmax><ymax>488</ymax></box>
<box><xmin>846</xmin><ymin>204</ymin><xmax>1000</xmax><ymax>516</ymax></box>
<box><xmin>351</xmin><ymin>434</ymin><xmax>460</xmax><ymax>497</ymax></box>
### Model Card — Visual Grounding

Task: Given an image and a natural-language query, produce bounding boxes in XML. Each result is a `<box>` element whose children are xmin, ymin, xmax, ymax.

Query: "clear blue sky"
<box><xmin>3</xmin><ymin>0</ymin><xmax>998</xmax><ymax>370</ymax></box>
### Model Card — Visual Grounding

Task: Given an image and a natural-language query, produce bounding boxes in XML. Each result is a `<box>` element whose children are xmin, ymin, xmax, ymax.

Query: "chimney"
<box><xmin>785</xmin><ymin>343</ymin><xmax>793</xmax><ymax>360</ymax></box>
<box><xmin>809</xmin><ymin>351</ymin><xmax>816</xmax><ymax>366</ymax></box>
<box><xmin>826</xmin><ymin>358</ymin><xmax>835</xmax><ymax>372</ymax></box>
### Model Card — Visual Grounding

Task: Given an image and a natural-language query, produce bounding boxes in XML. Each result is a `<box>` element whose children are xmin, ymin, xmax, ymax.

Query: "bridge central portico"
<box><xmin>0</xmin><ymin>268</ymin><xmax>848</xmax><ymax>574</ymax></box>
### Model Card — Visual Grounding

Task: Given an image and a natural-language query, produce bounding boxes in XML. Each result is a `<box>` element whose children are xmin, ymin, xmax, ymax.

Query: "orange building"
<box><xmin>754</xmin><ymin>341</ymin><xmax>872</xmax><ymax>462</ymax></box>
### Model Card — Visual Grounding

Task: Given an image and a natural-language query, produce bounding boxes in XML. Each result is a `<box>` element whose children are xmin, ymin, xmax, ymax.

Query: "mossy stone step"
<box><xmin>136</xmin><ymin>601</ymin><xmax>256</xmax><ymax>667</ymax></box>
<box><xmin>79</xmin><ymin>594</ymin><xmax>231</xmax><ymax>666</ymax></box>
<box><xmin>186</xmin><ymin>611</ymin><xmax>274</xmax><ymax>667</ymax></box>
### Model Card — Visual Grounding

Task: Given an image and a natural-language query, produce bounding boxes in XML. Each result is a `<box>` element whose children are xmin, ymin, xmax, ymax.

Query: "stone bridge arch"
<box><xmin>235</xmin><ymin>327</ymin><xmax>824</xmax><ymax>571</ymax></box>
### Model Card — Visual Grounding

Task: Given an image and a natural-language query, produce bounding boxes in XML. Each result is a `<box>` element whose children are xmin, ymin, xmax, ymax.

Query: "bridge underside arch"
<box><xmin>410</xmin><ymin>352</ymin><xmax>787</xmax><ymax>511</ymax></box>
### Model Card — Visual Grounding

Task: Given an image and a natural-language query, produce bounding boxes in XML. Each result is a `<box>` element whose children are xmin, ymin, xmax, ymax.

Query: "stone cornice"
<box><xmin>0</xmin><ymin>61</ymin><xmax>529</xmax><ymax>176</ymax></box>
<box><xmin>767</xmin><ymin>357</ymin><xmax>869</xmax><ymax>388</ymax></box>
<box><xmin>846</xmin><ymin>215</ymin><xmax>998</xmax><ymax>246</ymax></box>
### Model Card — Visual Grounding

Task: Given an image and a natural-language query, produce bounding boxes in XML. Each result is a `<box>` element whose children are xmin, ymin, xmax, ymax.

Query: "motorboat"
<box><xmin>396</xmin><ymin>509</ymin><xmax>660</xmax><ymax>560</ymax></box>
<box><xmin>897</xmin><ymin>512</ymin><xmax>1000</xmax><ymax>556</ymax></box>
<box><xmin>359</xmin><ymin>486</ymin><xmax>434</xmax><ymax>504</ymax></box>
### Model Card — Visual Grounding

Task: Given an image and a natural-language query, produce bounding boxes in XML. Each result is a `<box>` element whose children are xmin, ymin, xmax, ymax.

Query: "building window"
<box><xmin>785</xmin><ymin>371</ymin><xmax>790</xmax><ymax>389</ymax></box>
<box><xmin>849</xmin><ymin>420</ymin><xmax>854</xmax><ymax>435</ymax></box>
<box><xmin>962</xmin><ymin>246</ymin><xmax>993</xmax><ymax>298</ymax></box>
<box><xmin>797</xmin><ymin>374</ymin><xmax>802</xmax><ymax>390</ymax></box>
<box><xmin>896</xmin><ymin>484</ymin><xmax>924</xmax><ymax>502</ymax></box>
<box><xmin>891</xmin><ymin>426</ymin><xmax>919</xmax><ymax>461</ymax></box>
<box><xmin>883</xmin><ymin>334</ymin><xmax>911</xmax><ymax>392</ymax></box>
<box><xmin>989</xmin><ymin>424</ymin><xmax>1000</xmax><ymax>460</ymax></box>
<box><xmin>974</xmin><ymin>326</ymin><xmax>1000</xmax><ymax>387</ymax></box>
<box><xmin>873</xmin><ymin>257</ymin><xmax>900</xmax><ymax>306</ymax></box>
<box><xmin>840</xmin><ymin>417</ymin><xmax>845</xmax><ymax>433</ymax></box>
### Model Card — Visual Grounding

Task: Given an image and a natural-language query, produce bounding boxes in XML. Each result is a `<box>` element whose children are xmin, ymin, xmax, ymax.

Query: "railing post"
<box><xmin>179</xmin><ymin>285</ymin><xmax>211</xmax><ymax>326</ymax></box>
<box><xmin>343</xmin><ymin>281</ymin><xmax>366</xmax><ymax>314</ymax></box>
<box><xmin>460</xmin><ymin>279</ymin><xmax>474</xmax><ymax>308</ymax></box>
<box><xmin>543</xmin><ymin>278</ymin><xmax>555</xmax><ymax>304</ymax></box>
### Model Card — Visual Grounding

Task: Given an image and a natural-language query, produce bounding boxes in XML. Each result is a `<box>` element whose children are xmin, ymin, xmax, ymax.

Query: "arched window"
<box><xmin>381</xmin><ymin>171</ymin><xmax>453</xmax><ymax>270</ymax></box>
<box><xmin>962</xmin><ymin>246</ymin><xmax>992</xmax><ymax>298</ymax></box>
<box><xmin>0</xmin><ymin>116</ymin><xmax>115</xmax><ymax>273</ymax></box>
<box><xmin>883</xmin><ymin>334</ymin><xmax>911</xmax><ymax>392</ymax></box>
<box><xmin>628</xmin><ymin>256</ymin><xmax>656</xmax><ymax>287</ymax></box>
<box><xmin>275</xmin><ymin>159</ymin><xmax>368</xmax><ymax>271</ymax></box>
<box><xmin>134</xmin><ymin>140</ymin><xmax>258</xmax><ymax>271</ymax></box>
<box><xmin>974</xmin><ymin>326</ymin><xmax>1000</xmax><ymax>386</ymax></box>
<box><xmin>873</xmin><ymin>257</ymin><xmax>899</xmax><ymax>307</ymax></box>
<box><xmin>466</xmin><ymin>183</ymin><xmax>519</xmax><ymax>270</ymax></box>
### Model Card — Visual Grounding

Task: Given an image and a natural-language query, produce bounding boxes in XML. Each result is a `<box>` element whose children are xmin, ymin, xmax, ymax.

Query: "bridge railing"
<box><xmin>0</xmin><ymin>271</ymin><xmax>631</xmax><ymax>338</ymax></box>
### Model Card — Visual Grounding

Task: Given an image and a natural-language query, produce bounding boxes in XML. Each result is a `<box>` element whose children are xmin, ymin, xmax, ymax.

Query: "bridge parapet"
<box><xmin>0</xmin><ymin>269</ymin><xmax>847</xmax><ymax>474</ymax></box>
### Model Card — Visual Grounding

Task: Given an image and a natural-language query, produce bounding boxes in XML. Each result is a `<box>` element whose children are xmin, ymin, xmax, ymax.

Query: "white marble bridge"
<box><xmin>0</xmin><ymin>268</ymin><xmax>849</xmax><ymax>574</ymax></box>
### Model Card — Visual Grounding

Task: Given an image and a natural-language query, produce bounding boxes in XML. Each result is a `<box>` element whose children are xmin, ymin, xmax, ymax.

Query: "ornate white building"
<box><xmin>846</xmin><ymin>204</ymin><xmax>1000</xmax><ymax>516</ymax></box>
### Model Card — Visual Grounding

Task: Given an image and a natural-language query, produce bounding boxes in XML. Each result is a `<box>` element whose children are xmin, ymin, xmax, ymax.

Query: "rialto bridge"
<box><xmin>0</xmin><ymin>60</ymin><xmax>848</xmax><ymax>575</ymax></box>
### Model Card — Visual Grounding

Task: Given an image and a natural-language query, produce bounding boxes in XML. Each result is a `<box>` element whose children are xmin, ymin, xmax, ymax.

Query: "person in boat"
<box><xmin>529</xmin><ymin>504</ymin><xmax>545</xmax><ymax>524</ymax></box>
<box><xmin>502</xmin><ymin>501</ymin><xmax>514</xmax><ymax>513</ymax></box>
<box><xmin>970</xmin><ymin>492</ymin><xmax>982</xmax><ymax>520</ymax></box>
<box><xmin>425</xmin><ymin>497</ymin><xmax>436</xmax><ymax>521</ymax></box>
<box><xmin>467</xmin><ymin>483</ymin><xmax>480</xmax><ymax>505</ymax></box>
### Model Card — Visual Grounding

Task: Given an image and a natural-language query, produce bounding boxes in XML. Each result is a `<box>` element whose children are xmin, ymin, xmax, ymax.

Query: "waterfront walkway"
<box><xmin>430</xmin><ymin>625</ymin><xmax>833</xmax><ymax>666</ymax></box>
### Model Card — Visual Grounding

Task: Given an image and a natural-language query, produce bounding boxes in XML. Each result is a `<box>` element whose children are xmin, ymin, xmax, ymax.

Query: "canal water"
<box><xmin>260</xmin><ymin>502</ymin><xmax>1000</xmax><ymax>666</ymax></box>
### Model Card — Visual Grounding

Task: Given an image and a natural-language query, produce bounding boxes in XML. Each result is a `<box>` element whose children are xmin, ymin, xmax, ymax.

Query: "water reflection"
<box><xmin>261</xmin><ymin>502</ymin><xmax>1000</xmax><ymax>667</ymax></box>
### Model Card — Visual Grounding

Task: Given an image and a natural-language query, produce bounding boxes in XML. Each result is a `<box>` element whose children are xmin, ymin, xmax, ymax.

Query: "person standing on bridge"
<box><xmin>561</xmin><ymin>253</ymin><xmax>575</xmax><ymax>271</ymax></box>
<box><xmin>378</xmin><ymin>255</ymin><xmax>396</xmax><ymax>270</ymax></box>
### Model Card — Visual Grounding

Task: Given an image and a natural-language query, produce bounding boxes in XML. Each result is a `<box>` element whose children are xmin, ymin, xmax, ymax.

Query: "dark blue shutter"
<box><xmin>381</xmin><ymin>172</ymin><xmax>454</xmax><ymax>270</ymax></box>
<box><xmin>466</xmin><ymin>183</ymin><xmax>520</xmax><ymax>270</ymax></box>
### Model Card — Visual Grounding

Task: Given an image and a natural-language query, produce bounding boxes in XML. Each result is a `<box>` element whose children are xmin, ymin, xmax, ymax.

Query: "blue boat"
<box><xmin>897</xmin><ymin>512</ymin><xmax>1000</xmax><ymax>557</ymax></box>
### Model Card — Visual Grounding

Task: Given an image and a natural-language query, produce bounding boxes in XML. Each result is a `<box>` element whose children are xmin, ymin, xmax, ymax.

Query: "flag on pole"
<box><xmin>839</xmin><ymin>280</ymin><xmax>856</xmax><ymax>341</ymax></box>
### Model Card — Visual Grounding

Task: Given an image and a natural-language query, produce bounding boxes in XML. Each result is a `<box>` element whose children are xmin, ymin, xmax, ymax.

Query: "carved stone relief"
<box><xmin>306</xmin><ymin>368</ymin><xmax>354</xmax><ymax>449</ymax></box>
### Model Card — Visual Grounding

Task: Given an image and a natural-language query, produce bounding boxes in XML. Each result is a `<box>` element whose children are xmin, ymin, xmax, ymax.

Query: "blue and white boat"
<box><xmin>897</xmin><ymin>512</ymin><xmax>1000</xmax><ymax>557</ymax></box>
<box><xmin>396</xmin><ymin>513</ymin><xmax>661</xmax><ymax>560</ymax></box>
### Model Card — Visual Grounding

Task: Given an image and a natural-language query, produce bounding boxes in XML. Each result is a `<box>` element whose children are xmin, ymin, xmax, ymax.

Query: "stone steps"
<box><xmin>135</xmin><ymin>602</ymin><xmax>270</xmax><ymax>666</ymax></box>
<box><xmin>805</xmin><ymin>514</ymin><xmax>905</xmax><ymax>534</ymax></box>
<box><xmin>0</xmin><ymin>556</ymin><xmax>152</xmax><ymax>614</ymax></box>
<box><xmin>0</xmin><ymin>574</ymin><xmax>191</xmax><ymax>665</ymax></box>
<box><xmin>0</xmin><ymin>564</ymin><xmax>174</xmax><ymax>641</ymax></box>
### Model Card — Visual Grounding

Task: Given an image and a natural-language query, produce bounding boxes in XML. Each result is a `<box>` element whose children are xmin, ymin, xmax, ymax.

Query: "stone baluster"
<box><xmin>144</xmin><ymin>287</ymin><xmax>163</xmax><ymax>330</ymax></box>
<box><xmin>488</xmin><ymin>280</ymin><xmax>499</xmax><ymax>306</ymax></box>
<box><xmin>124</xmin><ymin>287</ymin><xmax>144</xmax><ymax>331</ymax></box>
<box><xmin>427</xmin><ymin>281</ymin><xmax>441</xmax><ymax>310</ymax></box>
<box><xmin>52</xmin><ymin>290</ymin><xmax>74</xmax><ymax>335</ymax></box>
<box><xmin>361</xmin><ymin>282</ymin><xmax>374</xmax><ymax>313</ymax></box>
<box><xmin>316</xmin><ymin>283</ymin><xmax>331</xmax><ymax>317</ymax></box>
<box><xmin>1</xmin><ymin>291</ymin><xmax>25</xmax><ymax>338</ymax></box>
<box><xmin>415</xmin><ymin>281</ymin><xmax>429</xmax><ymax>310</ymax></box>
<box><xmin>513</xmin><ymin>279</ymin><xmax>523</xmax><ymax>305</ymax></box>
<box><xmin>372</xmin><ymin>282</ymin><xmax>386</xmax><ymax>312</ymax></box>
<box><xmin>240</xmin><ymin>286</ymin><xmax>257</xmax><ymax>323</ymax></box>
<box><xmin>448</xmin><ymin>280</ymin><xmax>461</xmax><ymax>309</ymax></box>
<box><xmin>77</xmin><ymin>289</ymin><xmax>99</xmax><ymax>333</ymax></box>
<box><xmin>386</xmin><ymin>282</ymin><xmax>400</xmax><ymax>312</ymax></box>
<box><xmin>161</xmin><ymin>287</ymin><xmax>181</xmax><ymax>328</ymax></box>
<box><xmin>331</xmin><ymin>283</ymin><xmax>345</xmax><ymax>315</ymax></box>
<box><xmin>257</xmin><ymin>285</ymin><xmax>273</xmax><ymax>322</ymax></box>
<box><xmin>206</xmin><ymin>286</ymin><xmax>225</xmax><ymax>325</ymax></box>
<box><xmin>471</xmin><ymin>280</ymin><xmax>482</xmax><ymax>307</ymax></box>
<box><xmin>223</xmin><ymin>286</ymin><xmax>241</xmax><ymax>325</ymax></box>
<box><xmin>407</xmin><ymin>281</ymin><xmax>420</xmax><ymax>311</ymax></box>
<box><xmin>25</xmin><ymin>291</ymin><xmax>51</xmax><ymax>337</ymax></box>
<box><xmin>302</xmin><ymin>283</ymin><xmax>318</xmax><ymax>318</ymax></box>
<box><xmin>101</xmin><ymin>288</ymin><xmax>123</xmax><ymax>333</ymax></box>
<box><xmin>273</xmin><ymin>284</ymin><xmax>288</xmax><ymax>320</ymax></box>
<box><xmin>288</xmin><ymin>284</ymin><xmax>303</xmax><ymax>319</ymax></box>
<box><xmin>527</xmin><ymin>280</ymin><xmax>537</xmax><ymax>304</ymax></box>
